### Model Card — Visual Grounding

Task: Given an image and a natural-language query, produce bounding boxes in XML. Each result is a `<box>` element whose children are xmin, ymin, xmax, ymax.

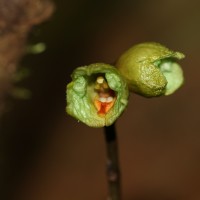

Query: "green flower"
<box><xmin>66</xmin><ymin>43</ymin><xmax>185</xmax><ymax>127</ymax></box>
<box><xmin>116</xmin><ymin>42</ymin><xmax>185</xmax><ymax>97</ymax></box>
<box><xmin>66</xmin><ymin>63</ymin><xmax>129</xmax><ymax>127</ymax></box>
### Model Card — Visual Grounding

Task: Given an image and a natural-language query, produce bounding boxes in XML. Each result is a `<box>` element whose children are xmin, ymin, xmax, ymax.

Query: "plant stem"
<box><xmin>104</xmin><ymin>123</ymin><xmax>121</xmax><ymax>200</ymax></box>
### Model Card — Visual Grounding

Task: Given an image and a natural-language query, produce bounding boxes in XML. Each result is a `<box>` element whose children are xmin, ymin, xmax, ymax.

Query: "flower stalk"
<box><xmin>104</xmin><ymin>123</ymin><xmax>121</xmax><ymax>200</ymax></box>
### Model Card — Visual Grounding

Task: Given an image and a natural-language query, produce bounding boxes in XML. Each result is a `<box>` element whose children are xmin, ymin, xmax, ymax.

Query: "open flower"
<box><xmin>66</xmin><ymin>63</ymin><xmax>129</xmax><ymax>127</ymax></box>
<box><xmin>115</xmin><ymin>42</ymin><xmax>185</xmax><ymax>97</ymax></box>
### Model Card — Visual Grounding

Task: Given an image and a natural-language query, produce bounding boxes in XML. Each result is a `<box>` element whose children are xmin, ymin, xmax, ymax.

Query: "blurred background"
<box><xmin>1</xmin><ymin>0</ymin><xmax>200</xmax><ymax>199</ymax></box>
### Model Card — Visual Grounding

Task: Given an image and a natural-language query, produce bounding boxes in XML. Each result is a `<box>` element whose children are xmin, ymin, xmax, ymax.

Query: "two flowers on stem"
<box><xmin>66</xmin><ymin>42</ymin><xmax>185</xmax><ymax>127</ymax></box>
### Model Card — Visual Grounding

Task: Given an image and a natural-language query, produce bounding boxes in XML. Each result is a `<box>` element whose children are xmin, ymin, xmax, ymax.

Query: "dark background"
<box><xmin>2</xmin><ymin>0</ymin><xmax>200</xmax><ymax>199</ymax></box>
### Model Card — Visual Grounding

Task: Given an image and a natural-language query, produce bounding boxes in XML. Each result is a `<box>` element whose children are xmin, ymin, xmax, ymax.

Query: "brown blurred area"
<box><xmin>1</xmin><ymin>0</ymin><xmax>200</xmax><ymax>199</ymax></box>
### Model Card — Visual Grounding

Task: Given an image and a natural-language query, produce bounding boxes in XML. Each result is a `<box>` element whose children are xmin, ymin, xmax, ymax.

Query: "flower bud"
<box><xmin>66</xmin><ymin>63</ymin><xmax>129</xmax><ymax>127</ymax></box>
<box><xmin>116</xmin><ymin>42</ymin><xmax>185</xmax><ymax>97</ymax></box>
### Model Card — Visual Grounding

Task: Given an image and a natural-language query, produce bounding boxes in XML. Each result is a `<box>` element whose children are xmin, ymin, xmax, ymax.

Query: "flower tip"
<box><xmin>175</xmin><ymin>52</ymin><xmax>185</xmax><ymax>59</ymax></box>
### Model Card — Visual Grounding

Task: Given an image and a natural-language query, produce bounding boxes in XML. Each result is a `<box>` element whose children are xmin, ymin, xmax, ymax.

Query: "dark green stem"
<box><xmin>104</xmin><ymin>123</ymin><xmax>121</xmax><ymax>200</ymax></box>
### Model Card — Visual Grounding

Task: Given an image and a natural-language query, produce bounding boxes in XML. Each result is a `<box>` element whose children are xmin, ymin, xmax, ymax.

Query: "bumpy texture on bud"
<box><xmin>116</xmin><ymin>42</ymin><xmax>185</xmax><ymax>97</ymax></box>
<box><xmin>66</xmin><ymin>63</ymin><xmax>129</xmax><ymax>127</ymax></box>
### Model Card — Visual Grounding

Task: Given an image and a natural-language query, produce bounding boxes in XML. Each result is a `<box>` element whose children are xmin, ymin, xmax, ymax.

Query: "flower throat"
<box><xmin>94</xmin><ymin>76</ymin><xmax>116</xmax><ymax>116</ymax></box>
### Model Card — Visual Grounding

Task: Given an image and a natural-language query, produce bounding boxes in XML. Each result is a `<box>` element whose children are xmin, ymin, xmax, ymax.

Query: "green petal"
<box><xmin>66</xmin><ymin>63</ymin><xmax>129</xmax><ymax>127</ymax></box>
<box><xmin>159</xmin><ymin>60</ymin><xmax>184</xmax><ymax>95</ymax></box>
<box><xmin>116</xmin><ymin>42</ymin><xmax>185</xmax><ymax>97</ymax></box>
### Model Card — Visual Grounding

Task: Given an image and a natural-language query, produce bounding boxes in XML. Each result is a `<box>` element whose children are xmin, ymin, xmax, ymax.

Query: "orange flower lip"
<box><xmin>94</xmin><ymin>98</ymin><xmax>116</xmax><ymax>116</ymax></box>
<box><xmin>94</xmin><ymin>75</ymin><xmax>116</xmax><ymax>116</ymax></box>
